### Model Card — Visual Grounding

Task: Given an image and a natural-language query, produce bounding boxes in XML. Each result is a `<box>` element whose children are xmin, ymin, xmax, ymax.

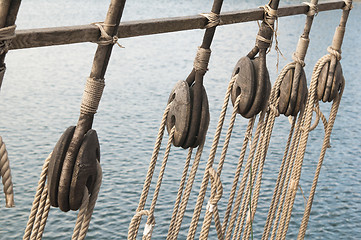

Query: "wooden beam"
<box><xmin>10</xmin><ymin>0</ymin><xmax>345</xmax><ymax>50</ymax></box>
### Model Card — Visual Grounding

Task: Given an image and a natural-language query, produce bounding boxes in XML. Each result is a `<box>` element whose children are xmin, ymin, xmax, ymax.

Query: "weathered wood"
<box><xmin>0</xmin><ymin>0</ymin><xmax>11</xmax><ymax>27</ymax></box>
<box><xmin>10</xmin><ymin>0</ymin><xmax>346</xmax><ymax>50</ymax></box>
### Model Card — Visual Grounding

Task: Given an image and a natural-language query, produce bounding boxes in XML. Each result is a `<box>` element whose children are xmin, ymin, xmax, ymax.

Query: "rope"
<box><xmin>200</xmin><ymin>12</ymin><xmax>221</xmax><ymax>28</ymax></box>
<box><xmin>187</xmin><ymin>75</ymin><xmax>235</xmax><ymax>240</ymax></box>
<box><xmin>303</xmin><ymin>2</ymin><xmax>318</xmax><ymax>16</ymax></box>
<box><xmin>0</xmin><ymin>136</ymin><xmax>14</xmax><ymax>208</ymax></box>
<box><xmin>0</xmin><ymin>25</ymin><xmax>16</xmax><ymax>55</ymax></box>
<box><xmin>297</xmin><ymin>86</ymin><xmax>343</xmax><ymax>239</ymax></box>
<box><xmin>23</xmin><ymin>153</ymin><xmax>102</xmax><ymax>240</ymax></box>
<box><xmin>130</xmin><ymin>104</ymin><xmax>171</xmax><ymax>237</ymax></box>
<box><xmin>92</xmin><ymin>22</ymin><xmax>124</xmax><ymax>48</ymax></box>
<box><xmin>128</xmin><ymin>210</ymin><xmax>155</xmax><ymax>240</ymax></box>
<box><xmin>80</xmin><ymin>77</ymin><xmax>106</xmax><ymax>115</ymax></box>
<box><xmin>193</xmin><ymin>47</ymin><xmax>212</xmax><ymax>74</ymax></box>
<box><xmin>23</xmin><ymin>154</ymin><xmax>52</xmax><ymax>240</ymax></box>
<box><xmin>199</xmin><ymin>168</ymin><xmax>223</xmax><ymax>240</ymax></box>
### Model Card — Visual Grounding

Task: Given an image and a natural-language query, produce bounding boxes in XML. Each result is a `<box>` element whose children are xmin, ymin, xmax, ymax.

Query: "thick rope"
<box><xmin>23</xmin><ymin>154</ymin><xmax>102</xmax><ymax>240</ymax></box>
<box><xmin>128</xmin><ymin>210</ymin><xmax>155</xmax><ymax>240</ymax></box>
<box><xmin>23</xmin><ymin>154</ymin><xmax>52</xmax><ymax>240</ymax></box>
<box><xmin>167</xmin><ymin>148</ymin><xmax>193</xmax><ymax>239</ymax></box>
<box><xmin>200</xmin><ymin>12</ymin><xmax>221</xmax><ymax>29</ymax></box>
<box><xmin>0</xmin><ymin>136</ymin><xmax>14</xmax><ymax>208</ymax></box>
<box><xmin>199</xmin><ymin>168</ymin><xmax>223</xmax><ymax>240</ymax></box>
<box><xmin>72</xmin><ymin>162</ymin><xmax>102</xmax><ymax>240</ymax></box>
<box><xmin>187</xmin><ymin>75</ymin><xmax>235</xmax><ymax>240</ymax></box>
<box><xmin>80</xmin><ymin>77</ymin><xmax>106</xmax><ymax>115</ymax></box>
<box><xmin>169</xmin><ymin>140</ymin><xmax>206</xmax><ymax>239</ymax></box>
<box><xmin>142</xmin><ymin>127</ymin><xmax>175</xmax><ymax>240</ymax></box>
<box><xmin>130</xmin><ymin>104</ymin><xmax>171</xmax><ymax>237</ymax></box>
<box><xmin>297</xmin><ymin>86</ymin><xmax>343</xmax><ymax>239</ymax></box>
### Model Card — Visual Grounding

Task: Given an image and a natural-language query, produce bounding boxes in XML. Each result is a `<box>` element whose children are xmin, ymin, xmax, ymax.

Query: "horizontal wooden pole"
<box><xmin>10</xmin><ymin>0</ymin><xmax>345</xmax><ymax>50</ymax></box>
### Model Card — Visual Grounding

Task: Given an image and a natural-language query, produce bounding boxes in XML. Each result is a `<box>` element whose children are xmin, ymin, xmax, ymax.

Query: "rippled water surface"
<box><xmin>0</xmin><ymin>0</ymin><xmax>360</xmax><ymax>239</ymax></box>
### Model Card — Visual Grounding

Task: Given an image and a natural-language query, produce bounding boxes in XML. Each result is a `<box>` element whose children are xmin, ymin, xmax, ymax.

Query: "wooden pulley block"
<box><xmin>242</xmin><ymin>57</ymin><xmax>271</xmax><ymax>119</ymax></box>
<box><xmin>279</xmin><ymin>67</ymin><xmax>308</xmax><ymax>116</ymax></box>
<box><xmin>317</xmin><ymin>60</ymin><xmax>343</xmax><ymax>102</ymax></box>
<box><xmin>166</xmin><ymin>80</ymin><xmax>191</xmax><ymax>147</ymax></box>
<box><xmin>184</xmin><ymin>85</ymin><xmax>210</xmax><ymax>148</ymax></box>
<box><xmin>69</xmin><ymin>129</ymin><xmax>100</xmax><ymax>211</ymax></box>
<box><xmin>48</xmin><ymin>126</ymin><xmax>76</xmax><ymax>209</ymax></box>
<box><xmin>231</xmin><ymin>56</ymin><xmax>256</xmax><ymax>116</ymax></box>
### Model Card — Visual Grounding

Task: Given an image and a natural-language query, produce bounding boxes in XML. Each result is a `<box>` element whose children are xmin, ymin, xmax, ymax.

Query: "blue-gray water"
<box><xmin>0</xmin><ymin>0</ymin><xmax>360</xmax><ymax>239</ymax></box>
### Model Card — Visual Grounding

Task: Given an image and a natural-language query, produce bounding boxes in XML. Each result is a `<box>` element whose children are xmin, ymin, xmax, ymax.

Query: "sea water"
<box><xmin>0</xmin><ymin>0</ymin><xmax>360</xmax><ymax>239</ymax></box>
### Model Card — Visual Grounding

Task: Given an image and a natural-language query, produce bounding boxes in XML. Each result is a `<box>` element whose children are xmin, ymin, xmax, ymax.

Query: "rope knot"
<box><xmin>92</xmin><ymin>23</ymin><xmax>124</xmax><ymax>48</ymax></box>
<box><xmin>269</xmin><ymin>104</ymin><xmax>280</xmax><ymax>117</ymax></box>
<box><xmin>0</xmin><ymin>25</ymin><xmax>16</xmax><ymax>55</ymax></box>
<box><xmin>200</xmin><ymin>12</ymin><xmax>221</xmax><ymax>28</ymax></box>
<box><xmin>193</xmin><ymin>47</ymin><xmax>211</xmax><ymax>74</ymax></box>
<box><xmin>128</xmin><ymin>210</ymin><xmax>155</xmax><ymax>239</ymax></box>
<box><xmin>342</xmin><ymin>0</ymin><xmax>353</xmax><ymax>11</ymax></box>
<box><xmin>327</xmin><ymin>46</ymin><xmax>342</xmax><ymax>61</ymax></box>
<box><xmin>260</xmin><ymin>4</ymin><xmax>278</xmax><ymax>19</ymax></box>
<box><xmin>292</xmin><ymin>52</ymin><xmax>306</xmax><ymax>67</ymax></box>
<box><xmin>303</xmin><ymin>2</ymin><xmax>318</xmax><ymax>16</ymax></box>
<box><xmin>80</xmin><ymin>77</ymin><xmax>106</xmax><ymax>115</ymax></box>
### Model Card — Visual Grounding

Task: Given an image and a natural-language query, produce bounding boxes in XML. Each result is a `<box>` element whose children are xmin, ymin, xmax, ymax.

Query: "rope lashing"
<box><xmin>200</xmin><ymin>12</ymin><xmax>221</xmax><ymax>29</ymax></box>
<box><xmin>92</xmin><ymin>22</ymin><xmax>124</xmax><ymax>48</ymax></box>
<box><xmin>0</xmin><ymin>136</ymin><xmax>14</xmax><ymax>208</ymax></box>
<box><xmin>303</xmin><ymin>2</ymin><xmax>318</xmax><ymax>16</ymax></box>
<box><xmin>80</xmin><ymin>77</ymin><xmax>105</xmax><ymax>115</ymax></box>
<box><xmin>193</xmin><ymin>47</ymin><xmax>212</xmax><ymax>75</ymax></box>
<box><xmin>0</xmin><ymin>25</ymin><xmax>16</xmax><ymax>55</ymax></box>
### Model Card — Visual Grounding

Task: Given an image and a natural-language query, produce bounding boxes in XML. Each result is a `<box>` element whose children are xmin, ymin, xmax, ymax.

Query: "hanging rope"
<box><xmin>23</xmin><ymin>153</ymin><xmax>102</xmax><ymax>240</ymax></box>
<box><xmin>0</xmin><ymin>136</ymin><xmax>14</xmax><ymax>208</ymax></box>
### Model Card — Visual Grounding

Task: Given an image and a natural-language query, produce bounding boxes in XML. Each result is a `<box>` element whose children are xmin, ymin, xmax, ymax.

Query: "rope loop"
<box><xmin>92</xmin><ymin>22</ymin><xmax>124</xmax><ymax>48</ymax></box>
<box><xmin>128</xmin><ymin>210</ymin><xmax>155</xmax><ymax>239</ymax></box>
<box><xmin>260</xmin><ymin>4</ymin><xmax>278</xmax><ymax>19</ymax></box>
<box><xmin>200</xmin><ymin>12</ymin><xmax>221</xmax><ymax>28</ymax></box>
<box><xmin>327</xmin><ymin>46</ymin><xmax>342</xmax><ymax>61</ymax></box>
<box><xmin>303</xmin><ymin>2</ymin><xmax>318</xmax><ymax>16</ymax></box>
<box><xmin>343</xmin><ymin>0</ymin><xmax>353</xmax><ymax>11</ymax></box>
<box><xmin>80</xmin><ymin>77</ymin><xmax>106</xmax><ymax>115</ymax></box>
<box><xmin>193</xmin><ymin>47</ymin><xmax>212</xmax><ymax>74</ymax></box>
<box><xmin>269</xmin><ymin>104</ymin><xmax>280</xmax><ymax>117</ymax></box>
<box><xmin>292</xmin><ymin>52</ymin><xmax>306</xmax><ymax>67</ymax></box>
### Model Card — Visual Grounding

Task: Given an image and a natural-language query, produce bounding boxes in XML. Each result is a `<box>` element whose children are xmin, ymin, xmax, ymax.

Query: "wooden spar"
<box><xmin>10</xmin><ymin>0</ymin><xmax>346</xmax><ymax>50</ymax></box>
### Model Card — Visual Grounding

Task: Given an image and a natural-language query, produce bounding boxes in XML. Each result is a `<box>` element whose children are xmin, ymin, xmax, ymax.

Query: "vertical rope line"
<box><xmin>0</xmin><ymin>136</ymin><xmax>14</xmax><ymax>207</ymax></box>
<box><xmin>35</xmin><ymin>196</ymin><xmax>51</xmax><ymax>240</ymax></box>
<box><xmin>132</xmin><ymin>104</ymin><xmax>171</xmax><ymax>235</ymax></box>
<box><xmin>167</xmin><ymin>148</ymin><xmax>193</xmax><ymax>239</ymax></box>
<box><xmin>142</xmin><ymin>126</ymin><xmax>175</xmax><ymax>240</ymax></box>
<box><xmin>187</xmin><ymin>76</ymin><xmax>235</xmax><ymax>240</ymax></box>
<box><xmin>221</xmin><ymin>117</ymin><xmax>255</xmax><ymax>235</ymax></box>
<box><xmin>216</xmin><ymin>94</ymin><xmax>242</xmax><ymax>174</ymax></box>
<box><xmin>270</xmin><ymin>114</ymin><xmax>304</xmax><ymax>240</ymax></box>
<box><xmin>224</xmin><ymin>111</ymin><xmax>265</xmax><ymax>240</ymax></box>
<box><xmin>172</xmin><ymin>140</ymin><xmax>205</xmax><ymax>239</ymax></box>
<box><xmin>277</xmin><ymin>55</ymin><xmax>330</xmax><ymax>240</ymax></box>
<box><xmin>262</xmin><ymin>117</ymin><xmax>296</xmax><ymax>240</ymax></box>
<box><xmin>23</xmin><ymin>153</ymin><xmax>52</xmax><ymax>240</ymax></box>
<box><xmin>243</xmin><ymin>104</ymin><xmax>280</xmax><ymax>240</ymax></box>
<box><xmin>297</xmin><ymin>86</ymin><xmax>343</xmax><ymax>239</ymax></box>
<box><xmin>72</xmin><ymin>188</ymin><xmax>90</xmax><ymax>239</ymax></box>
<box><xmin>76</xmin><ymin>162</ymin><xmax>102</xmax><ymax>240</ymax></box>
<box><xmin>214</xmin><ymin>207</ymin><xmax>225</xmax><ymax>240</ymax></box>
<box><xmin>30</xmin><ymin>185</ymin><xmax>49</xmax><ymax>240</ymax></box>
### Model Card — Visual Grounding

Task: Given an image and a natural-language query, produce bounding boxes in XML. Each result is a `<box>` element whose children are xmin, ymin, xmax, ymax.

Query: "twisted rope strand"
<box><xmin>0</xmin><ymin>136</ymin><xmax>14</xmax><ymax>207</ymax></box>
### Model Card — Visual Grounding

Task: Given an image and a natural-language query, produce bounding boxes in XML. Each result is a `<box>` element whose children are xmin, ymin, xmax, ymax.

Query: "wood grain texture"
<box><xmin>10</xmin><ymin>1</ymin><xmax>346</xmax><ymax>50</ymax></box>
